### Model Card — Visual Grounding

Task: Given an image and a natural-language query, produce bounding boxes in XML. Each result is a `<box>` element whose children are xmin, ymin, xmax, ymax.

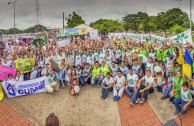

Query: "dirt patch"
<box><xmin>4</xmin><ymin>85</ymin><xmax>121</xmax><ymax>126</ymax></box>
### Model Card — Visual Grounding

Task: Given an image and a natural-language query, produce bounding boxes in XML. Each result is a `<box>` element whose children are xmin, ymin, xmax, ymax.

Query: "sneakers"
<box><xmin>140</xmin><ymin>98</ymin><xmax>145</xmax><ymax>104</ymax></box>
<box><xmin>161</xmin><ymin>95</ymin><xmax>167</xmax><ymax>100</ymax></box>
<box><xmin>130</xmin><ymin>102</ymin><xmax>134</xmax><ymax>106</ymax></box>
<box><xmin>97</xmin><ymin>84</ymin><xmax>101</xmax><ymax>88</ymax></box>
<box><xmin>135</xmin><ymin>98</ymin><xmax>140</xmax><ymax>104</ymax></box>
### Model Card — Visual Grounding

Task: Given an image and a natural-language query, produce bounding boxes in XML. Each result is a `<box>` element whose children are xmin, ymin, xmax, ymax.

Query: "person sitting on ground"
<box><xmin>45</xmin><ymin>69</ymin><xmax>59</xmax><ymax>93</ymax></box>
<box><xmin>125</xmin><ymin>68</ymin><xmax>139</xmax><ymax>105</ymax></box>
<box><xmin>70</xmin><ymin>78</ymin><xmax>80</xmax><ymax>96</ymax></box>
<box><xmin>90</xmin><ymin>61</ymin><xmax>101</xmax><ymax>88</ymax></box>
<box><xmin>173</xmin><ymin>82</ymin><xmax>193</xmax><ymax>115</ymax></box>
<box><xmin>184</xmin><ymin>74</ymin><xmax>194</xmax><ymax>107</ymax></box>
<box><xmin>135</xmin><ymin>70</ymin><xmax>154</xmax><ymax>104</ymax></box>
<box><xmin>45</xmin><ymin>113</ymin><xmax>59</xmax><ymax>126</ymax></box>
<box><xmin>101</xmin><ymin>72</ymin><xmax>114</xmax><ymax>100</ymax></box>
<box><xmin>154</xmin><ymin>71</ymin><xmax>165</xmax><ymax>92</ymax></box>
<box><xmin>81</xmin><ymin>63</ymin><xmax>91</xmax><ymax>84</ymax></box>
<box><xmin>113</xmin><ymin>70</ymin><xmax>125</xmax><ymax>101</ymax></box>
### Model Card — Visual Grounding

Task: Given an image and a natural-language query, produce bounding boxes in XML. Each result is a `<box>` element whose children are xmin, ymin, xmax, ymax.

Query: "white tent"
<box><xmin>75</xmin><ymin>24</ymin><xmax>95</xmax><ymax>32</ymax></box>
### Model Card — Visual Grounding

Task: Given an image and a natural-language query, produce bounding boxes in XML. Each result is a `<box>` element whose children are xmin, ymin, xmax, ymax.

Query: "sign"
<box><xmin>0</xmin><ymin>65</ymin><xmax>16</xmax><ymax>81</ymax></box>
<box><xmin>52</xmin><ymin>58</ymin><xmax>63</xmax><ymax>63</ymax></box>
<box><xmin>169</xmin><ymin>29</ymin><xmax>192</xmax><ymax>44</ymax></box>
<box><xmin>0</xmin><ymin>41</ymin><xmax>5</xmax><ymax>51</ymax></box>
<box><xmin>62</xmin><ymin>28</ymin><xmax>87</xmax><ymax>36</ymax></box>
<box><xmin>2</xmin><ymin>76</ymin><xmax>46</xmax><ymax>98</ymax></box>
<box><xmin>57</xmin><ymin>39</ymin><xmax>71</xmax><ymax>47</ymax></box>
<box><xmin>15</xmin><ymin>58</ymin><xmax>35</xmax><ymax>73</ymax></box>
<box><xmin>89</xmin><ymin>29</ymin><xmax>99</xmax><ymax>40</ymax></box>
<box><xmin>150</xmin><ymin>34</ymin><xmax>170</xmax><ymax>43</ymax></box>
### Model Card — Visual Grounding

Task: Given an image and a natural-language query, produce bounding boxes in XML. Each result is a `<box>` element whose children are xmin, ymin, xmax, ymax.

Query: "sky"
<box><xmin>0</xmin><ymin>0</ymin><xmax>193</xmax><ymax>29</ymax></box>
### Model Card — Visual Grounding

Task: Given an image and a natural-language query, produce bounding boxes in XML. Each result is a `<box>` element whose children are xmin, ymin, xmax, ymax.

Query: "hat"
<box><xmin>118</xmin><ymin>69</ymin><xmax>122</xmax><ymax>73</ymax></box>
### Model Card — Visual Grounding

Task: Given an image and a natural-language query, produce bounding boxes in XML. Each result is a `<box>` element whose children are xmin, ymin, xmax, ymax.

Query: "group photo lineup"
<box><xmin>1</xmin><ymin>0</ymin><xmax>194</xmax><ymax>126</ymax></box>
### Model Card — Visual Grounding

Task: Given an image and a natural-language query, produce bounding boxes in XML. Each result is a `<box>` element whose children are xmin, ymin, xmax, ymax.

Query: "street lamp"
<box><xmin>175</xmin><ymin>0</ymin><xmax>182</xmax><ymax>8</ymax></box>
<box><xmin>8</xmin><ymin>0</ymin><xmax>18</xmax><ymax>36</ymax></box>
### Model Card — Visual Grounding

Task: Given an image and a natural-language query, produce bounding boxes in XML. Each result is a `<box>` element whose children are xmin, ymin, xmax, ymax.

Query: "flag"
<box><xmin>184</xmin><ymin>49</ymin><xmax>193</xmax><ymax>65</ymax></box>
<box><xmin>176</xmin><ymin>48</ymin><xmax>184</xmax><ymax>65</ymax></box>
<box><xmin>169</xmin><ymin>29</ymin><xmax>192</xmax><ymax>44</ymax></box>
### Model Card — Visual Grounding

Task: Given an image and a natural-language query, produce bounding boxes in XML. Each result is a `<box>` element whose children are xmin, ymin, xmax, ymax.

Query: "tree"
<box><xmin>169</xmin><ymin>24</ymin><xmax>188</xmax><ymax>34</ymax></box>
<box><xmin>90</xmin><ymin>19</ymin><xmax>124</xmax><ymax>34</ymax></box>
<box><xmin>122</xmin><ymin>12</ymin><xmax>149</xmax><ymax>32</ymax></box>
<box><xmin>156</xmin><ymin>8</ymin><xmax>189</xmax><ymax>32</ymax></box>
<box><xmin>23</xmin><ymin>24</ymin><xmax>47</xmax><ymax>33</ymax></box>
<box><xmin>66</xmin><ymin>11</ymin><xmax>85</xmax><ymax>28</ymax></box>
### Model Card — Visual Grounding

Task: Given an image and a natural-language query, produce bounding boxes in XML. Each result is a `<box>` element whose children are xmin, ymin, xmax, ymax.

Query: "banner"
<box><xmin>62</xmin><ymin>28</ymin><xmax>87</xmax><ymax>36</ymax></box>
<box><xmin>52</xmin><ymin>58</ymin><xmax>63</xmax><ymax>63</ymax></box>
<box><xmin>15</xmin><ymin>58</ymin><xmax>35</xmax><ymax>73</ymax></box>
<box><xmin>109</xmin><ymin>29</ymin><xmax>192</xmax><ymax>44</ymax></box>
<box><xmin>89</xmin><ymin>29</ymin><xmax>99</xmax><ymax>39</ymax></box>
<box><xmin>169</xmin><ymin>29</ymin><xmax>192</xmax><ymax>44</ymax></box>
<box><xmin>2</xmin><ymin>76</ymin><xmax>46</xmax><ymax>98</ymax></box>
<box><xmin>57</xmin><ymin>39</ymin><xmax>71</xmax><ymax>47</ymax></box>
<box><xmin>0</xmin><ymin>65</ymin><xmax>16</xmax><ymax>81</ymax></box>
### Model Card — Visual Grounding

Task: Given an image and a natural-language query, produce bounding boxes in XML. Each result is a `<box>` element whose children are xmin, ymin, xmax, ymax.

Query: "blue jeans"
<box><xmin>174</xmin><ymin>98</ymin><xmax>188</xmax><ymax>114</ymax></box>
<box><xmin>125</xmin><ymin>86</ymin><xmax>138</xmax><ymax>103</ymax></box>
<box><xmin>163</xmin><ymin>84</ymin><xmax>173</xmax><ymax>97</ymax></box>
<box><xmin>157</xmin><ymin>86</ymin><xmax>162</xmax><ymax>92</ymax></box>
<box><xmin>141</xmin><ymin>63</ymin><xmax>146</xmax><ymax>74</ymax></box>
<box><xmin>82</xmin><ymin>76</ymin><xmax>91</xmax><ymax>84</ymax></box>
<box><xmin>91</xmin><ymin>77</ymin><xmax>101</xmax><ymax>85</ymax></box>
<box><xmin>79</xmin><ymin>77</ymin><xmax>85</xmax><ymax>85</ymax></box>
<box><xmin>55</xmin><ymin>72</ymin><xmax>64</xmax><ymax>87</ymax></box>
<box><xmin>116</xmin><ymin>59</ymin><xmax>121</xmax><ymax>65</ymax></box>
<box><xmin>102</xmin><ymin>84</ymin><xmax>113</xmax><ymax>98</ymax></box>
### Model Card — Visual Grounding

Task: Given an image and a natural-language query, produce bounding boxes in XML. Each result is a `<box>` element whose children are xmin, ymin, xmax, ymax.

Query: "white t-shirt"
<box><xmin>102</xmin><ymin>77</ymin><xmax>114</xmax><ymax>86</ymax></box>
<box><xmin>138</xmin><ymin>54</ymin><xmax>148</xmax><ymax>64</ymax></box>
<box><xmin>114</xmin><ymin>75</ymin><xmax>125</xmax><ymax>87</ymax></box>
<box><xmin>143</xmin><ymin>76</ymin><xmax>154</xmax><ymax>86</ymax></box>
<box><xmin>126</xmin><ymin>74</ymin><xmax>138</xmax><ymax>87</ymax></box>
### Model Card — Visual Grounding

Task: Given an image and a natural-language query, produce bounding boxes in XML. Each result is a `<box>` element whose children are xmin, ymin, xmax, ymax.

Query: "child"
<box><xmin>154</xmin><ymin>72</ymin><xmax>165</xmax><ymax>92</ymax></box>
<box><xmin>70</xmin><ymin>78</ymin><xmax>79</xmax><ymax>96</ymax></box>
<box><xmin>173</xmin><ymin>82</ymin><xmax>193</xmax><ymax>115</ymax></box>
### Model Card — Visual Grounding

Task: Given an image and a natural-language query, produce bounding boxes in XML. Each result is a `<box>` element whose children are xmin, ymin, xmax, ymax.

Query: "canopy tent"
<box><xmin>74</xmin><ymin>24</ymin><xmax>96</xmax><ymax>33</ymax></box>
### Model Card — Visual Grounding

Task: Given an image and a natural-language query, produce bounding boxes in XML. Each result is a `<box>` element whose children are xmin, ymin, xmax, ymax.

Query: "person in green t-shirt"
<box><xmin>90</xmin><ymin>61</ymin><xmax>101</xmax><ymax>88</ymax></box>
<box><xmin>170</xmin><ymin>71</ymin><xmax>184</xmax><ymax>101</ymax></box>
<box><xmin>174</xmin><ymin>82</ymin><xmax>193</xmax><ymax>115</ymax></box>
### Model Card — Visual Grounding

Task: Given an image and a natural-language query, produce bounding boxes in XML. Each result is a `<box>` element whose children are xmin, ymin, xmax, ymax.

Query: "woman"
<box><xmin>57</xmin><ymin>59</ymin><xmax>65</xmax><ymax>88</ymax></box>
<box><xmin>76</xmin><ymin>65</ymin><xmax>84</xmax><ymax>86</ymax></box>
<box><xmin>170</xmin><ymin>71</ymin><xmax>184</xmax><ymax>102</ymax></box>
<box><xmin>70</xmin><ymin>69</ymin><xmax>80</xmax><ymax>96</ymax></box>
<box><xmin>113</xmin><ymin>70</ymin><xmax>125</xmax><ymax>101</ymax></box>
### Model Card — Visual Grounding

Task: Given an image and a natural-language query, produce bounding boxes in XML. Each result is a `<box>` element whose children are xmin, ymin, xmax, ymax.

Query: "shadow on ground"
<box><xmin>4</xmin><ymin>85</ymin><xmax>121</xmax><ymax>126</ymax></box>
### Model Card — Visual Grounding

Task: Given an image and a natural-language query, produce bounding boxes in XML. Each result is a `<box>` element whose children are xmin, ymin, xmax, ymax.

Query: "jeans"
<box><xmin>157</xmin><ymin>86</ymin><xmax>162</xmax><ymax>92</ymax></box>
<box><xmin>82</xmin><ymin>76</ymin><xmax>91</xmax><ymax>84</ymax></box>
<box><xmin>79</xmin><ymin>77</ymin><xmax>85</xmax><ymax>85</ymax></box>
<box><xmin>91</xmin><ymin>77</ymin><xmax>101</xmax><ymax>85</ymax></box>
<box><xmin>55</xmin><ymin>72</ymin><xmax>64</xmax><ymax>88</ymax></box>
<box><xmin>163</xmin><ymin>84</ymin><xmax>173</xmax><ymax>97</ymax></box>
<box><xmin>174</xmin><ymin>98</ymin><xmax>188</xmax><ymax>114</ymax></box>
<box><xmin>116</xmin><ymin>59</ymin><xmax>121</xmax><ymax>65</ymax></box>
<box><xmin>136</xmin><ymin>84</ymin><xmax>150</xmax><ymax>100</ymax></box>
<box><xmin>125</xmin><ymin>86</ymin><xmax>138</xmax><ymax>103</ymax></box>
<box><xmin>102</xmin><ymin>84</ymin><xmax>113</xmax><ymax>98</ymax></box>
<box><xmin>141</xmin><ymin>63</ymin><xmax>146</xmax><ymax>75</ymax></box>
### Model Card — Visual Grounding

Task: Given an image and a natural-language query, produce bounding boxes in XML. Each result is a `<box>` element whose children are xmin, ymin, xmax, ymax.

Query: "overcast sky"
<box><xmin>0</xmin><ymin>0</ymin><xmax>193</xmax><ymax>29</ymax></box>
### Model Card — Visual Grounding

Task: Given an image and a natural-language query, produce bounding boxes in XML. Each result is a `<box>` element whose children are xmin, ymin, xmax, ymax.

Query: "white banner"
<box><xmin>150</xmin><ymin>34</ymin><xmax>170</xmax><ymax>43</ymax></box>
<box><xmin>169</xmin><ymin>29</ymin><xmax>192</xmax><ymax>44</ymax></box>
<box><xmin>2</xmin><ymin>76</ymin><xmax>46</xmax><ymax>98</ymax></box>
<box><xmin>57</xmin><ymin>39</ymin><xmax>71</xmax><ymax>47</ymax></box>
<box><xmin>89</xmin><ymin>29</ymin><xmax>99</xmax><ymax>40</ymax></box>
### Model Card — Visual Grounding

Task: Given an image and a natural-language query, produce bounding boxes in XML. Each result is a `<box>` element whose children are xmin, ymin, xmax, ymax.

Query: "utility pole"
<box><xmin>35</xmin><ymin>0</ymin><xmax>41</xmax><ymax>33</ymax></box>
<box><xmin>63</xmin><ymin>12</ymin><xmax>65</xmax><ymax>30</ymax></box>
<box><xmin>8</xmin><ymin>0</ymin><xmax>18</xmax><ymax>36</ymax></box>
<box><xmin>190</xmin><ymin>0</ymin><xmax>192</xmax><ymax>30</ymax></box>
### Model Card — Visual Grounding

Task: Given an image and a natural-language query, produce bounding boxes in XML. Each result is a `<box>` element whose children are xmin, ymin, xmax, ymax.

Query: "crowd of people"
<box><xmin>1</xmin><ymin>35</ymin><xmax>194</xmax><ymax>115</ymax></box>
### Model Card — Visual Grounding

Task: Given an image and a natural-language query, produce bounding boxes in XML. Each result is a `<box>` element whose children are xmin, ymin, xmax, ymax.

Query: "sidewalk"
<box><xmin>0</xmin><ymin>101</ymin><xmax>34</xmax><ymax>126</ymax></box>
<box><xmin>118</xmin><ymin>93</ymin><xmax>161</xmax><ymax>126</ymax></box>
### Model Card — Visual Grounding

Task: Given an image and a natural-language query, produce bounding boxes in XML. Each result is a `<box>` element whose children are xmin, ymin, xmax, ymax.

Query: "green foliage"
<box><xmin>66</xmin><ymin>11</ymin><xmax>85</xmax><ymax>28</ymax></box>
<box><xmin>90</xmin><ymin>19</ymin><xmax>124</xmax><ymax>34</ymax></box>
<box><xmin>23</xmin><ymin>24</ymin><xmax>47</xmax><ymax>33</ymax></box>
<box><xmin>169</xmin><ymin>24</ymin><xmax>188</xmax><ymax>34</ymax></box>
<box><xmin>156</xmin><ymin>8</ymin><xmax>189</xmax><ymax>32</ymax></box>
<box><xmin>123</xmin><ymin>12</ymin><xmax>149</xmax><ymax>32</ymax></box>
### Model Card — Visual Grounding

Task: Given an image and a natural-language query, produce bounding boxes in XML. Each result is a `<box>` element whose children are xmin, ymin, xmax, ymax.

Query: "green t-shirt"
<box><xmin>91</xmin><ymin>66</ymin><xmax>101</xmax><ymax>79</ymax></box>
<box><xmin>174</xmin><ymin>76</ymin><xmax>184</xmax><ymax>98</ymax></box>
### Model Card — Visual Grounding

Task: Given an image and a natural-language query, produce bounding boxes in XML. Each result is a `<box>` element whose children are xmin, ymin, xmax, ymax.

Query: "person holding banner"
<box><xmin>46</xmin><ymin>69</ymin><xmax>59</xmax><ymax>93</ymax></box>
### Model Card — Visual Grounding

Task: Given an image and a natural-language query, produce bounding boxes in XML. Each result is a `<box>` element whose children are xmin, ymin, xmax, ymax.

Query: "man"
<box><xmin>119</xmin><ymin>61</ymin><xmax>128</xmax><ymax>77</ymax></box>
<box><xmin>90</xmin><ymin>61</ymin><xmax>101</xmax><ymax>88</ymax></box>
<box><xmin>125</xmin><ymin>68</ymin><xmax>139</xmax><ymax>105</ymax></box>
<box><xmin>30</xmin><ymin>64</ymin><xmax>41</xmax><ymax>80</ymax></box>
<box><xmin>135</xmin><ymin>70</ymin><xmax>154</xmax><ymax>104</ymax></box>
<box><xmin>81</xmin><ymin>63</ymin><xmax>91</xmax><ymax>84</ymax></box>
<box><xmin>45</xmin><ymin>69</ymin><xmax>59</xmax><ymax>93</ymax></box>
<box><xmin>101</xmin><ymin>72</ymin><xmax>114</xmax><ymax>100</ymax></box>
<box><xmin>174</xmin><ymin>82</ymin><xmax>193</xmax><ymax>115</ymax></box>
<box><xmin>113</xmin><ymin>70</ymin><xmax>125</xmax><ymax>101</ymax></box>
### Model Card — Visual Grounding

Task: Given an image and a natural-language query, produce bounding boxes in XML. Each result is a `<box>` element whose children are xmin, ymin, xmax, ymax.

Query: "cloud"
<box><xmin>0</xmin><ymin>0</ymin><xmax>193</xmax><ymax>29</ymax></box>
